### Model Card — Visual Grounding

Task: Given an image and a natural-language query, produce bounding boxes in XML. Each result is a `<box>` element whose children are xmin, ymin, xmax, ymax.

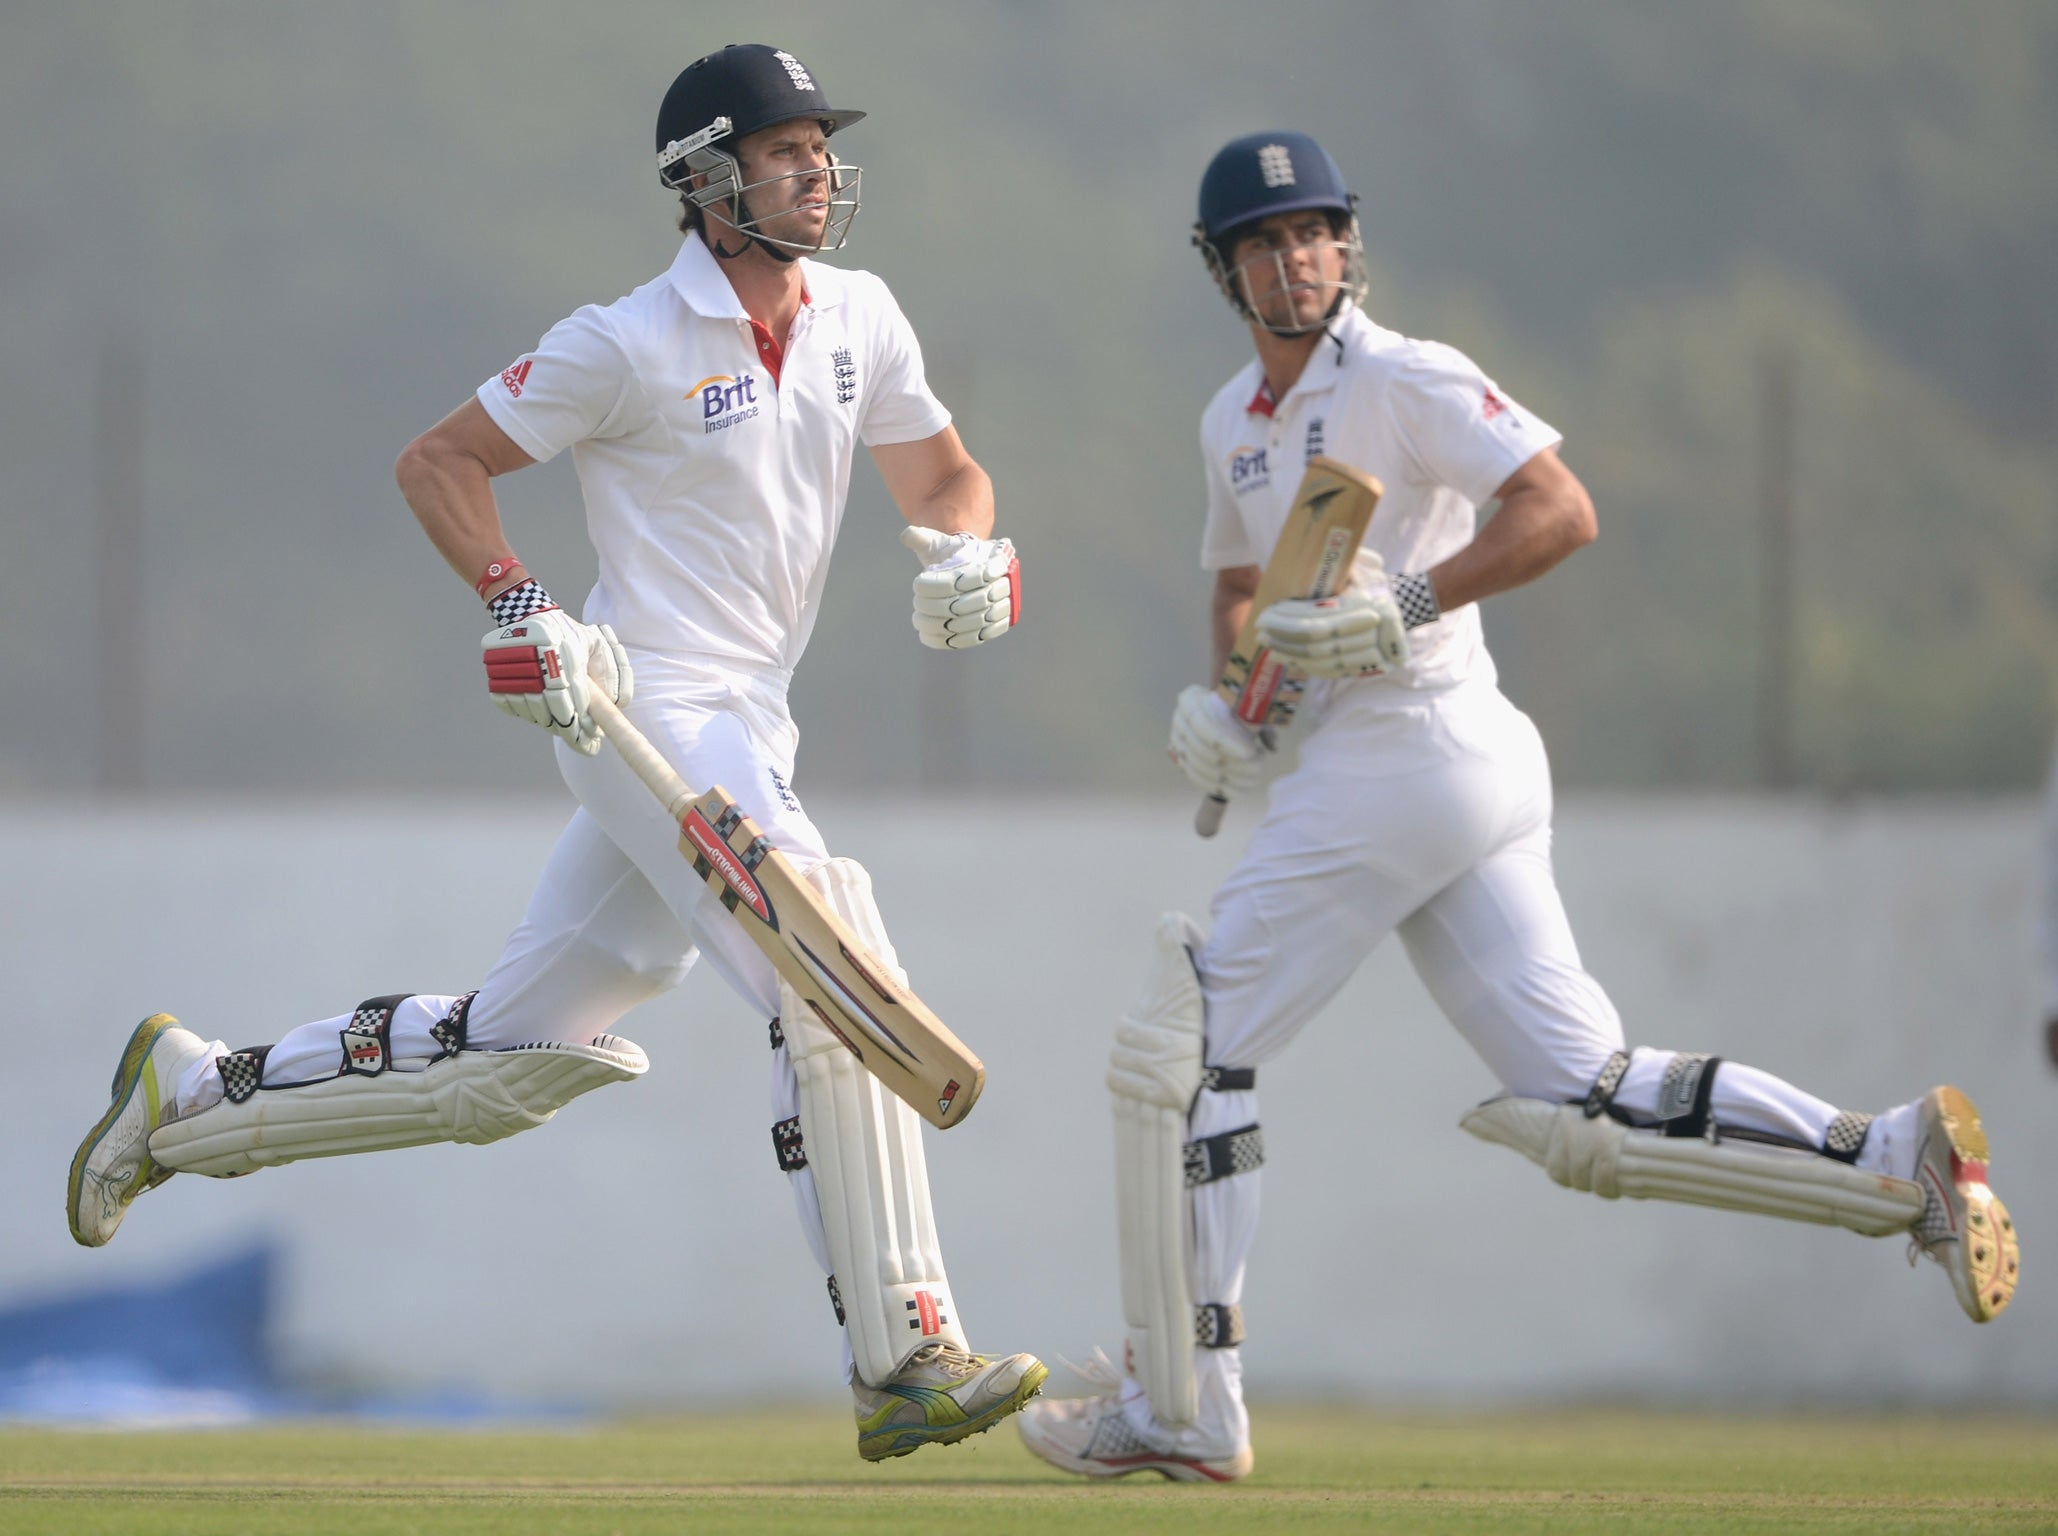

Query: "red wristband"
<box><xmin>475</xmin><ymin>556</ymin><xmax>526</xmax><ymax>599</ymax></box>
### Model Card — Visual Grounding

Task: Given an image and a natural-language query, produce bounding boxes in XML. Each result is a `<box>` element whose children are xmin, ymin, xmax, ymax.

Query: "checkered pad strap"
<box><xmin>1393</xmin><ymin>571</ymin><xmax>1441</xmax><ymax>629</ymax></box>
<box><xmin>1195</xmin><ymin>1302</ymin><xmax>1246</xmax><ymax>1349</ymax></box>
<box><xmin>216</xmin><ymin>1046</ymin><xmax>270</xmax><ymax>1105</ymax></box>
<box><xmin>339</xmin><ymin>994</ymin><xmax>409</xmax><ymax>1079</ymax></box>
<box><xmin>772</xmin><ymin>1115</ymin><xmax>807</xmax><ymax>1172</ymax></box>
<box><xmin>1200</xmin><ymin>1066</ymin><xmax>1255</xmax><ymax>1093</ymax></box>
<box><xmin>487</xmin><ymin>578</ymin><xmax>557</xmax><ymax>628</ymax></box>
<box><xmin>826</xmin><ymin>1276</ymin><xmax>846</xmax><ymax>1326</ymax></box>
<box><xmin>1583</xmin><ymin>1050</ymin><xmax>1631</xmax><ymax>1119</ymax></box>
<box><xmin>768</xmin><ymin>1017</ymin><xmax>786</xmax><ymax>1052</ymax></box>
<box><xmin>430</xmin><ymin>992</ymin><xmax>477</xmax><ymax>1059</ymax></box>
<box><xmin>1821</xmin><ymin>1111</ymin><xmax>1874</xmax><ymax>1164</ymax></box>
<box><xmin>1657</xmin><ymin>1053</ymin><xmax>1722</xmax><ymax>1139</ymax></box>
<box><xmin>1184</xmin><ymin>1123</ymin><xmax>1264</xmax><ymax>1187</ymax></box>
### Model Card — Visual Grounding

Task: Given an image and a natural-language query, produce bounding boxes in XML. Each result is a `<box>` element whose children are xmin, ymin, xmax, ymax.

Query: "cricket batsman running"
<box><xmin>1016</xmin><ymin>131</ymin><xmax>2019</xmax><ymax>1483</ymax></box>
<box><xmin>68</xmin><ymin>43</ymin><xmax>1045</xmax><ymax>1458</ymax></box>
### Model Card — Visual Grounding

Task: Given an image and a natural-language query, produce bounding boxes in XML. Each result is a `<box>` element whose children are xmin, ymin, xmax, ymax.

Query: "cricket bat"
<box><xmin>1195</xmin><ymin>456</ymin><xmax>1383</xmax><ymax>837</ymax></box>
<box><xmin>585</xmin><ymin>691</ymin><xmax>984</xmax><ymax>1130</ymax></box>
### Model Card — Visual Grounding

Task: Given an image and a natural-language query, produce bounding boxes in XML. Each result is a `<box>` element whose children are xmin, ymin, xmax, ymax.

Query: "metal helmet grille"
<box><xmin>1195</xmin><ymin>214</ymin><xmax>1370</xmax><ymax>337</ymax></box>
<box><xmin>662</xmin><ymin>131</ymin><xmax>864</xmax><ymax>256</ymax></box>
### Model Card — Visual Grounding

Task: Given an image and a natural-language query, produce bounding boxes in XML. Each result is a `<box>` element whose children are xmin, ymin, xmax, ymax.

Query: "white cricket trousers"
<box><xmin>176</xmin><ymin>654</ymin><xmax>880</xmax><ymax>1368</ymax></box>
<box><xmin>1178</xmin><ymin>677</ymin><xmax>1864</xmax><ymax>1450</ymax></box>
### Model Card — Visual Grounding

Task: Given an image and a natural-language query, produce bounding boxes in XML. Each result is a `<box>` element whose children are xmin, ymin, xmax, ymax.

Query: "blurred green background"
<box><xmin>6</xmin><ymin>1</ymin><xmax>2053</xmax><ymax>795</ymax></box>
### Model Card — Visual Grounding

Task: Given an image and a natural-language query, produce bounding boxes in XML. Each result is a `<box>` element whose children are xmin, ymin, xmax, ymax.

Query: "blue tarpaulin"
<box><xmin>0</xmin><ymin>1245</ymin><xmax>587</xmax><ymax>1426</ymax></box>
<box><xmin>0</xmin><ymin>1246</ymin><xmax>278</xmax><ymax>1424</ymax></box>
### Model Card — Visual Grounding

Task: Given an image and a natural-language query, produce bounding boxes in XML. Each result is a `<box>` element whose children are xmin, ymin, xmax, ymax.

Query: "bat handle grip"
<box><xmin>586</xmin><ymin>691</ymin><xmax>696</xmax><ymax>822</ymax></box>
<box><xmin>1194</xmin><ymin>793</ymin><xmax>1228</xmax><ymax>838</ymax></box>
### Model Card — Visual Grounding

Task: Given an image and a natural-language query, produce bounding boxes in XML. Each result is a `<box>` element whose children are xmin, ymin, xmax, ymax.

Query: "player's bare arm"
<box><xmin>394</xmin><ymin>397</ymin><xmax>629</xmax><ymax>758</ymax></box>
<box><xmin>1211</xmin><ymin>564</ymin><xmax>1260</xmax><ymax>680</ymax></box>
<box><xmin>873</xmin><ymin>425</ymin><xmax>993</xmax><ymax>538</ymax></box>
<box><xmin>1256</xmin><ymin>448</ymin><xmax>1589</xmax><ymax>680</ymax></box>
<box><xmin>394</xmin><ymin>398</ymin><xmax>536</xmax><ymax>599</ymax></box>
<box><xmin>1420</xmin><ymin>445</ymin><xmax>1596</xmax><ymax>613</ymax></box>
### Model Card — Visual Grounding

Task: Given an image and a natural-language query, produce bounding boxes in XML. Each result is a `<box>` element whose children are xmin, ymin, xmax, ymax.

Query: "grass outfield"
<box><xmin>1</xmin><ymin>1408</ymin><xmax>2054</xmax><ymax>1534</ymax></box>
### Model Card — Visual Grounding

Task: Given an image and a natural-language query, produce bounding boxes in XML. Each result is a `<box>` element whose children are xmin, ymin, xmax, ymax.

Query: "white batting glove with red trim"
<box><xmin>480</xmin><ymin>581</ymin><xmax>632</xmax><ymax>756</ymax></box>
<box><xmin>1168</xmin><ymin>685</ymin><xmax>1263</xmax><ymax>797</ymax></box>
<box><xmin>900</xmin><ymin>525</ymin><xmax>1020</xmax><ymax>650</ymax></box>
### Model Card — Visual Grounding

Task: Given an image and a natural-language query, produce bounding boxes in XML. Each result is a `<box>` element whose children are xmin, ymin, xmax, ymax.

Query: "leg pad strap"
<box><xmin>1185</xmin><ymin>1124</ymin><xmax>1264</xmax><ymax>1186</ymax></box>
<box><xmin>1196</xmin><ymin>1302</ymin><xmax>1245</xmax><ymax>1349</ymax></box>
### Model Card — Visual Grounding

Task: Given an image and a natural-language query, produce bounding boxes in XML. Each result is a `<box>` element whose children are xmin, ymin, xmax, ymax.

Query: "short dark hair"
<box><xmin>677</xmin><ymin>192</ymin><xmax>702</xmax><ymax>235</ymax></box>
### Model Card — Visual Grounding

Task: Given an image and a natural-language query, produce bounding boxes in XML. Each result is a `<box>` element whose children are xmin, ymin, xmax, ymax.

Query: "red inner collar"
<box><xmin>746</xmin><ymin>282</ymin><xmax>810</xmax><ymax>387</ymax></box>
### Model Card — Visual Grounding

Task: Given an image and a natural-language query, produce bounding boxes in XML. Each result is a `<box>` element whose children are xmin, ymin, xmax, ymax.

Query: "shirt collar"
<box><xmin>1245</xmin><ymin>309</ymin><xmax>1363</xmax><ymax>417</ymax></box>
<box><xmin>668</xmin><ymin>231</ymin><xmax>747</xmax><ymax>318</ymax></box>
<box><xmin>668</xmin><ymin>232</ymin><xmax>848</xmax><ymax>317</ymax></box>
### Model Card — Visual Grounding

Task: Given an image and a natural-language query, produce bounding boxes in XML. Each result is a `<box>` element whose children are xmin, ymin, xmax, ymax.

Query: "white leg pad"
<box><xmin>149</xmin><ymin>1037</ymin><xmax>648</xmax><ymax>1177</ymax></box>
<box><xmin>1107</xmin><ymin>912</ymin><xmax>1208</xmax><ymax>1428</ymax></box>
<box><xmin>787</xmin><ymin>858</ymin><xmax>965</xmax><ymax>1387</ymax></box>
<box><xmin>1461</xmin><ymin>1095</ymin><xmax>1925</xmax><ymax>1236</ymax></box>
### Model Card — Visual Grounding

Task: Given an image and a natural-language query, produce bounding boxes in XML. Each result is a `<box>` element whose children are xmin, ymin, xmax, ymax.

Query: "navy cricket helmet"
<box><xmin>1194</xmin><ymin>131</ymin><xmax>1368</xmax><ymax>334</ymax></box>
<box><xmin>1196</xmin><ymin>131</ymin><xmax>1354</xmax><ymax>245</ymax></box>
<box><xmin>657</xmin><ymin>44</ymin><xmax>865</xmax><ymax>257</ymax></box>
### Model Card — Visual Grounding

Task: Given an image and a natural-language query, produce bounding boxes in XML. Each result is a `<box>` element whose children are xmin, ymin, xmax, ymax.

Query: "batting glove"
<box><xmin>480</xmin><ymin>580</ymin><xmax>632</xmax><ymax>757</ymax></box>
<box><xmin>1256</xmin><ymin>587</ymin><xmax>1410</xmax><ymax>679</ymax></box>
<box><xmin>900</xmin><ymin>525</ymin><xmax>1019</xmax><ymax>650</ymax></box>
<box><xmin>1169</xmin><ymin>685</ymin><xmax>1264</xmax><ymax>797</ymax></box>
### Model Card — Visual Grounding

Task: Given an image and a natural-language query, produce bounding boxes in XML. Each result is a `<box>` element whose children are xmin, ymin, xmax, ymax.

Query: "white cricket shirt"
<box><xmin>1199</xmin><ymin>306</ymin><xmax>1562</xmax><ymax>694</ymax></box>
<box><xmin>477</xmin><ymin>232</ymin><xmax>950</xmax><ymax>670</ymax></box>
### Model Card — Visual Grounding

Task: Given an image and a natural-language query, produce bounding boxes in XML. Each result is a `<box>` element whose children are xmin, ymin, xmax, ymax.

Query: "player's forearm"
<box><xmin>1212</xmin><ymin>590</ymin><xmax>1252</xmax><ymax>681</ymax></box>
<box><xmin>1426</xmin><ymin>479</ymin><xmax>1595</xmax><ymax>612</ymax></box>
<box><xmin>905</xmin><ymin>457</ymin><xmax>994</xmax><ymax>539</ymax></box>
<box><xmin>395</xmin><ymin>436</ymin><xmax>522</xmax><ymax>598</ymax></box>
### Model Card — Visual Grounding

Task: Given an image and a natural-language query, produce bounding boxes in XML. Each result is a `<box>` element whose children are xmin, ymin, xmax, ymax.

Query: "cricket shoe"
<box><xmin>68</xmin><ymin>1014</ymin><xmax>211</xmax><ymax>1247</ymax></box>
<box><xmin>1908</xmin><ymin>1085</ymin><xmax>2019</xmax><ymax>1322</ymax></box>
<box><xmin>853</xmin><ymin>1342</ymin><xmax>1049</xmax><ymax>1461</ymax></box>
<box><xmin>1016</xmin><ymin>1354</ymin><xmax>1252</xmax><ymax>1482</ymax></box>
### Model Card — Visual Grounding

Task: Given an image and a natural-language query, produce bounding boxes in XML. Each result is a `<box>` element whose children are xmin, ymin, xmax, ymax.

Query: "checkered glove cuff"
<box><xmin>488</xmin><ymin>578</ymin><xmax>558</xmax><ymax>628</ymax></box>
<box><xmin>1393</xmin><ymin>571</ymin><xmax>1440</xmax><ymax>629</ymax></box>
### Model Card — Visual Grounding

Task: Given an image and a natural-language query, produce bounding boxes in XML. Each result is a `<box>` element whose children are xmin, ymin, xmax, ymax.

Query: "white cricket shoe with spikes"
<box><xmin>1016</xmin><ymin>1351</ymin><xmax>1252</xmax><ymax>1483</ymax></box>
<box><xmin>68</xmin><ymin>1015</ymin><xmax>212</xmax><ymax>1247</ymax></box>
<box><xmin>1908</xmin><ymin>1086</ymin><xmax>2019</xmax><ymax>1323</ymax></box>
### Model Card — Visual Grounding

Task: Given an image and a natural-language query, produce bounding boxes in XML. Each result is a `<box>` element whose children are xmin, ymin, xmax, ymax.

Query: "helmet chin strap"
<box><xmin>709</xmin><ymin>187</ymin><xmax>804</xmax><ymax>265</ymax></box>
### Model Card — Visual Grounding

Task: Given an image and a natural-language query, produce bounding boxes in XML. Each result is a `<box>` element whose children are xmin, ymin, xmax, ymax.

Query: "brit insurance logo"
<box><xmin>1227</xmin><ymin>444</ymin><xmax>1270</xmax><ymax>495</ymax></box>
<box><xmin>689</xmin><ymin>373</ymin><xmax>761</xmax><ymax>433</ymax></box>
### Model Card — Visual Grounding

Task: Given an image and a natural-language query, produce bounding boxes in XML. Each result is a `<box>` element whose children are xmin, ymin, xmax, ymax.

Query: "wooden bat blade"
<box><xmin>1195</xmin><ymin>456</ymin><xmax>1381</xmax><ymax>838</ymax></box>
<box><xmin>677</xmin><ymin>783</ymin><xmax>985</xmax><ymax>1129</ymax></box>
<box><xmin>1216</xmin><ymin>456</ymin><xmax>1383</xmax><ymax>726</ymax></box>
<box><xmin>585</xmin><ymin>691</ymin><xmax>984</xmax><ymax>1129</ymax></box>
